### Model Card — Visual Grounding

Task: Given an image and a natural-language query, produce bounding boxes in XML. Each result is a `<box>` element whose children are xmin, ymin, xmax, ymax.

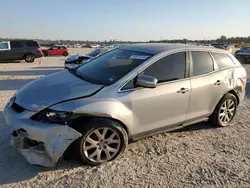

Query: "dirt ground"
<box><xmin>1</xmin><ymin>48</ymin><xmax>250</xmax><ymax>188</ymax></box>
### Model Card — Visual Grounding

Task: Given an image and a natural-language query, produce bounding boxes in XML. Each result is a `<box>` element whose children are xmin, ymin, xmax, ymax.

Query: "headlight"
<box><xmin>31</xmin><ymin>109</ymin><xmax>72</xmax><ymax>125</ymax></box>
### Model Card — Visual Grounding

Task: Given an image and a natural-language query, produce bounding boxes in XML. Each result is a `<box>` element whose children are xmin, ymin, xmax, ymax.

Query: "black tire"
<box><xmin>24</xmin><ymin>53</ymin><xmax>35</xmax><ymax>63</ymax></box>
<box><xmin>209</xmin><ymin>93</ymin><xmax>237</xmax><ymax>127</ymax></box>
<box><xmin>76</xmin><ymin>118</ymin><xmax>128</xmax><ymax>166</ymax></box>
<box><xmin>62</xmin><ymin>52</ymin><xmax>69</xmax><ymax>56</ymax></box>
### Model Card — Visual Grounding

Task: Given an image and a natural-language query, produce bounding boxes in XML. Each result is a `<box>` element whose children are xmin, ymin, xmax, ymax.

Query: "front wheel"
<box><xmin>209</xmin><ymin>93</ymin><xmax>237</xmax><ymax>127</ymax></box>
<box><xmin>77</xmin><ymin>119</ymin><xmax>128</xmax><ymax>166</ymax></box>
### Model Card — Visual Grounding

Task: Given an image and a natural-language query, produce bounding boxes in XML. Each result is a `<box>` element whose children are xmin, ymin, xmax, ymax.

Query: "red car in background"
<box><xmin>42</xmin><ymin>45</ymin><xmax>69</xmax><ymax>56</ymax></box>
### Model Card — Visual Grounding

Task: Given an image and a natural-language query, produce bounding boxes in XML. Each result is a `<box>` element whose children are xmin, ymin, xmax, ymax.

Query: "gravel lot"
<box><xmin>1</xmin><ymin>48</ymin><xmax>250</xmax><ymax>188</ymax></box>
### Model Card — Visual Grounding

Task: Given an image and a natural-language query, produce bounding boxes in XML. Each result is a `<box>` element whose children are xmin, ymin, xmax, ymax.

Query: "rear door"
<box><xmin>0</xmin><ymin>41</ymin><xmax>11</xmax><ymax>60</ymax></box>
<box><xmin>185</xmin><ymin>51</ymin><xmax>226</xmax><ymax>122</ymax></box>
<box><xmin>9</xmin><ymin>41</ymin><xmax>25</xmax><ymax>60</ymax></box>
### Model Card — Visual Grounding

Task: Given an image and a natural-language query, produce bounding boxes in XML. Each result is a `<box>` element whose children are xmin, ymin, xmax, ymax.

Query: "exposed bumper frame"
<box><xmin>3</xmin><ymin>103</ymin><xmax>82</xmax><ymax>167</ymax></box>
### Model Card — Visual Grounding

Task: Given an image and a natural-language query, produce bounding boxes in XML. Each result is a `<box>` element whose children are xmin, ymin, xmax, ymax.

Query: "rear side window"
<box><xmin>191</xmin><ymin>51</ymin><xmax>214</xmax><ymax>76</ymax></box>
<box><xmin>212</xmin><ymin>53</ymin><xmax>234</xmax><ymax>69</ymax></box>
<box><xmin>25</xmin><ymin>41</ymin><xmax>39</xmax><ymax>47</ymax></box>
<box><xmin>143</xmin><ymin>52</ymin><xmax>186</xmax><ymax>83</ymax></box>
<box><xmin>10</xmin><ymin>41</ymin><xmax>23</xmax><ymax>48</ymax></box>
<box><xmin>0</xmin><ymin>42</ymin><xmax>10</xmax><ymax>50</ymax></box>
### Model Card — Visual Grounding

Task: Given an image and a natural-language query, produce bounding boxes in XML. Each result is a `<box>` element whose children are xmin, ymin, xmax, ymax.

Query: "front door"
<box><xmin>48</xmin><ymin>46</ymin><xmax>58</xmax><ymax>55</ymax></box>
<box><xmin>129</xmin><ymin>52</ymin><xmax>191</xmax><ymax>135</ymax></box>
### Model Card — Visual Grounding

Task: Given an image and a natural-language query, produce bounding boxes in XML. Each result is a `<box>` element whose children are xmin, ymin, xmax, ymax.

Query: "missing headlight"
<box><xmin>31</xmin><ymin>110</ymin><xmax>72</xmax><ymax>125</ymax></box>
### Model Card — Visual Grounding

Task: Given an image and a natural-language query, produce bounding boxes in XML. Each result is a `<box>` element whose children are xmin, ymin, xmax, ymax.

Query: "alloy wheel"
<box><xmin>219</xmin><ymin>99</ymin><xmax>236</xmax><ymax>124</ymax></box>
<box><xmin>26</xmin><ymin>54</ymin><xmax>34</xmax><ymax>62</ymax></box>
<box><xmin>83</xmin><ymin>128</ymin><xmax>121</xmax><ymax>163</ymax></box>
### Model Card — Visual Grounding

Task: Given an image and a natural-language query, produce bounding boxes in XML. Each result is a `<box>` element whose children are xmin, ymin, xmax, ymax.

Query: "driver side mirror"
<box><xmin>136</xmin><ymin>75</ymin><xmax>158</xmax><ymax>88</ymax></box>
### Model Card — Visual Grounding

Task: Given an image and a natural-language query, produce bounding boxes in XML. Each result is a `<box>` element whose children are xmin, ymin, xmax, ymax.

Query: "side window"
<box><xmin>212</xmin><ymin>53</ymin><xmax>234</xmax><ymax>69</ymax></box>
<box><xmin>143</xmin><ymin>52</ymin><xmax>186</xmax><ymax>83</ymax></box>
<box><xmin>191</xmin><ymin>51</ymin><xmax>214</xmax><ymax>76</ymax></box>
<box><xmin>25</xmin><ymin>41</ymin><xmax>39</xmax><ymax>47</ymax></box>
<box><xmin>10</xmin><ymin>41</ymin><xmax>23</xmax><ymax>49</ymax></box>
<box><xmin>0</xmin><ymin>42</ymin><xmax>10</xmax><ymax>50</ymax></box>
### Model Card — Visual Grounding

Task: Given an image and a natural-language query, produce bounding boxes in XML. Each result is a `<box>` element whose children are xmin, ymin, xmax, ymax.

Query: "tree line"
<box><xmin>149</xmin><ymin>36</ymin><xmax>250</xmax><ymax>44</ymax></box>
<box><xmin>1</xmin><ymin>36</ymin><xmax>250</xmax><ymax>45</ymax></box>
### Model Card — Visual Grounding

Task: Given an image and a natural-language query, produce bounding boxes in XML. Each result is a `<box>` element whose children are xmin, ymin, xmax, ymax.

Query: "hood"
<box><xmin>15</xmin><ymin>70</ymin><xmax>103</xmax><ymax>111</ymax></box>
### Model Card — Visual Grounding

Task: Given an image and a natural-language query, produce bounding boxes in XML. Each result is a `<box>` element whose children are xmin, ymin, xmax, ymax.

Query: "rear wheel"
<box><xmin>62</xmin><ymin>52</ymin><xmax>69</xmax><ymax>56</ymax></box>
<box><xmin>209</xmin><ymin>93</ymin><xmax>237</xmax><ymax>127</ymax></box>
<box><xmin>24</xmin><ymin>53</ymin><xmax>35</xmax><ymax>63</ymax></box>
<box><xmin>76</xmin><ymin>119</ymin><xmax>128</xmax><ymax>166</ymax></box>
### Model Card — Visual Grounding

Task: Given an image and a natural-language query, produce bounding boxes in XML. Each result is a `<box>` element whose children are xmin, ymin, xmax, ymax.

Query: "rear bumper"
<box><xmin>3</xmin><ymin>102</ymin><xmax>81</xmax><ymax>167</ymax></box>
<box><xmin>35</xmin><ymin>52</ymin><xmax>43</xmax><ymax>58</ymax></box>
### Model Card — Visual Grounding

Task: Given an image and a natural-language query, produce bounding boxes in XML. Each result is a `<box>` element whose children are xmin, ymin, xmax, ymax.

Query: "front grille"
<box><xmin>11</xmin><ymin>102</ymin><xmax>25</xmax><ymax>113</ymax></box>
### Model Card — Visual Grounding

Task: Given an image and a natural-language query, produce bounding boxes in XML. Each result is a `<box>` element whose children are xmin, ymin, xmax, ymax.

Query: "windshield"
<box><xmin>87</xmin><ymin>49</ymin><xmax>101</xmax><ymax>57</ymax></box>
<box><xmin>76</xmin><ymin>49</ymin><xmax>152</xmax><ymax>85</ymax></box>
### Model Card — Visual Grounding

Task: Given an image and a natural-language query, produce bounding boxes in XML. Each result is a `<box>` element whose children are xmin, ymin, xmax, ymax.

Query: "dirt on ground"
<box><xmin>1</xmin><ymin>48</ymin><xmax>250</xmax><ymax>188</ymax></box>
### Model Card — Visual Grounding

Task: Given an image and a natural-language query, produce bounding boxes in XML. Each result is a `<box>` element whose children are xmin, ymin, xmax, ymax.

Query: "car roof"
<box><xmin>54</xmin><ymin>45</ymin><xmax>67</xmax><ymax>47</ymax></box>
<box><xmin>121</xmin><ymin>43</ymin><xmax>221</xmax><ymax>55</ymax></box>
<box><xmin>9</xmin><ymin>39</ymin><xmax>37</xmax><ymax>42</ymax></box>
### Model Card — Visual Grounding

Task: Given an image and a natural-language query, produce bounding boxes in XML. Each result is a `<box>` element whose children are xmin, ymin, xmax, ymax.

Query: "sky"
<box><xmin>1</xmin><ymin>0</ymin><xmax>250</xmax><ymax>41</ymax></box>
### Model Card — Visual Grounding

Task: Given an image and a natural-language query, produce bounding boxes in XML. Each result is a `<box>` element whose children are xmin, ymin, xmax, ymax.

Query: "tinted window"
<box><xmin>76</xmin><ymin>49</ymin><xmax>152</xmax><ymax>85</ymax></box>
<box><xmin>25</xmin><ymin>41</ymin><xmax>39</xmax><ymax>47</ymax></box>
<box><xmin>212</xmin><ymin>53</ymin><xmax>234</xmax><ymax>68</ymax></box>
<box><xmin>10</xmin><ymin>41</ymin><xmax>23</xmax><ymax>48</ymax></box>
<box><xmin>142</xmin><ymin>52</ymin><xmax>186</xmax><ymax>83</ymax></box>
<box><xmin>192</xmin><ymin>51</ymin><xmax>213</xmax><ymax>76</ymax></box>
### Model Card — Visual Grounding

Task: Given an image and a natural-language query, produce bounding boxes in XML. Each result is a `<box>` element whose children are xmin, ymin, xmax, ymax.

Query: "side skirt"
<box><xmin>130</xmin><ymin>117</ymin><xmax>208</xmax><ymax>141</ymax></box>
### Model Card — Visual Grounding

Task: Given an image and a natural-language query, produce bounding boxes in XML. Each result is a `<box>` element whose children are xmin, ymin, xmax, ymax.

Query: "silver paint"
<box><xmin>3</xmin><ymin>44</ymin><xmax>247</xmax><ymax>167</ymax></box>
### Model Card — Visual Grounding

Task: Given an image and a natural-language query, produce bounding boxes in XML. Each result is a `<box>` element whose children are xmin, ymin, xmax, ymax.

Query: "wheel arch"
<box><xmin>69</xmin><ymin>116</ymin><xmax>129</xmax><ymax>136</ymax></box>
<box><xmin>210</xmin><ymin>89</ymin><xmax>240</xmax><ymax>117</ymax></box>
<box><xmin>23</xmin><ymin>52</ymin><xmax>35</xmax><ymax>59</ymax></box>
<box><xmin>228</xmin><ymin>89</ymin><xmax>240</xmax><ymax>105</ymax></box>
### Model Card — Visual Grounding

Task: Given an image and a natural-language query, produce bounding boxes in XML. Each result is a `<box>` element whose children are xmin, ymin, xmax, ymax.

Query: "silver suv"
<box><xmin>4</xmin><ymin>44</ymin><xmax>247</xmax><ymax>167</ymax></box>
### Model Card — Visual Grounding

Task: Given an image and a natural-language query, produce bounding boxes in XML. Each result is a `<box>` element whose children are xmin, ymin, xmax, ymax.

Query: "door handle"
<box><xmin>177</xmin><ymin>88</ymin><xmax>189</xmax><ymax>94</ymax></box>
<box><xmin>214</xmin><ymin>80</ymin><xmax>222</xmax><ymax>85</ymax></box>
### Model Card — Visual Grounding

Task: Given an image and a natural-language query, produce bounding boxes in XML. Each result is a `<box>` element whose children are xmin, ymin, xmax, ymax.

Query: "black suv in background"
<box><xmin>0</xmin><ymin>40</ymin><xmax>43</xmax><ymax>62</ymax></box>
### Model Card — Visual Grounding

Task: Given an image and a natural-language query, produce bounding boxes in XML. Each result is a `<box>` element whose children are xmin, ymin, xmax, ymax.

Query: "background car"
<box><xmin>42</xmin><ymin>45</ymin><xmax>69</xmax><ymax>56</ymax></box>
<box><xmin>0</xmin><ymin>40</ymin><xmax>43</xmax><ymax>62</ymax></box>
<box><xmin>236</xmin><ymin>48</ymin><xmax>250</xmax><ymax>63</ymax></box>
<box><xmin>235</xmin><ymin>46</ymin><xmax>250</xmax><ymax>55</ymax></box>
<box><xmin>64</xmin><ymin>47</ymin><xmax>114</xmax><ymax>69</ymax></box>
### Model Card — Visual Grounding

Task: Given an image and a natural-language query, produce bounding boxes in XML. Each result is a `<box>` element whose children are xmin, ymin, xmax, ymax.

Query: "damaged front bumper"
<box><xmin>64</xmin><ymin>63</ymin><xmax>81</xmax><ymax>69</ymax></box>
<box><xmin>3</xmin><ymin>103</ymin><xmax>82</xmax><ymax>167</ymax></box>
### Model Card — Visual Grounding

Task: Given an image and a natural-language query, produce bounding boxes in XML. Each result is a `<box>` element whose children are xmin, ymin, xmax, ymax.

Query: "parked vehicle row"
<box><xmin>4</xmin><ymin>43</ymin><xmax>247</xmax><ymax>167</ymax></box>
